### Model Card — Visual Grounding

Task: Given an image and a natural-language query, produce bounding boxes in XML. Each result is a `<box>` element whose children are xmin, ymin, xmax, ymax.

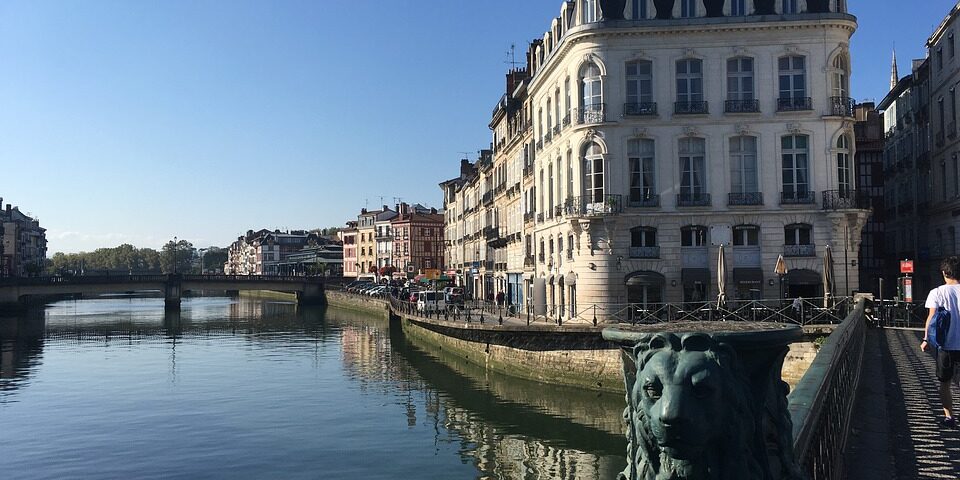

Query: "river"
<box><xmin>0</xmin><ymin>296</ymin><xmax>626</xmax><ymax>479</ymax></box>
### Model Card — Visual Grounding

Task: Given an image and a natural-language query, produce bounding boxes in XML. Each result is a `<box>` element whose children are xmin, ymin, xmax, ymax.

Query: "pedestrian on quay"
<box><xmin>921</xmin><ymin>255</ymin><xmax>960</xmax><ymax>428</ymax></box>
<box><xmin>496</xmin><ymin>291</ymin><xmax>505</xmax><ymax>307</ymax></box>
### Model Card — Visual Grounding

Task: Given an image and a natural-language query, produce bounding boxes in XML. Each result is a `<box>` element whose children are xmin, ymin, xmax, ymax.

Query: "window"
<box><xmin>730</xmin><ymin>136</ymin><xmax>758</xmax><ymax>193</ymax></box>
<box><xmin>782</xmin><ymin>135</ymin><xmax>810</xmax><ymax>199</ymax></box>
<box><xmin>778</xmin><ymin>56</ymin><xmax>807</xmax><ymax>109</ymax></box>
<box><xmin>938</xmin><ymin>47</ymin><xmax>944</xmax><ymax>71</ymax></box>
<box><xmin>681</xmin><ymin>226</ymin><xmax>708</xmax><ymax>246</ymax></box>
<box><xmin>568</xmin><ymin>234</ymin><xmax>575</xmax><ymax>259</ymax></box>
<box><xmin>580</xmin><ymin>63</ymin><xmax>603</xmax><ymax>122</ymax></box>
<box><xmin>727</xmin><ymin>57</ymin><xmax>755</xmax><ymax>101</ymax></box>
<box><xmin>676</xmin><ymin>59</ymin><xmax>703</xmax><ymax>104</ymax></box>
<box><xmin>564</xmin><ymin>78</ymin><xmax>571</xmax><ymax>122</ymax></box>
<box><xmin>837</xmin><ymin>135</ymin><xmax>851</xmax><ymax>196</ymax></box>
<box><xmin>782</xmin><ymin>0</ymin><xmax>798</xmax><ymax>14</ymax></box>
<box><xmin>546</xmin><ymin>99</ymin><xmax>553</xmax><ymax>131</ymax></box>
<box><xmin>730</xmin><ymin>0</ymin><xmax>746</xmax><ymax>15</ymax></box>
<box><xmin>733</xmin><ymin>225</ymin><xmax>760</xmax><ymax>246</ymax></box>
<box><xmin>625</xmin><ymin>60</ymin><xmax>653</xmax><ymax>113</ymax></box>
<box><xmin>548</xmin><ymin>164</ymin><xmax>555</xmax><ymax>215</ymax></box>
<box><xmin>582</xmin><ymin>142</ymin><xmax>604</xmax><ymax>203</ymax></box>
<box><xmin>680</xmin><ymin>0</ymin><xmax>696</xmax><ymax>17</ymax></box>
<box><xmin>566</xmin><ymin>150</ymin><xmax>574</xmax><ymax>201</ymax></box>
<box><xmin>679</xmin><ymin>137</ymin><xmax>706</xmax><ymax>199</ymax></box>
<box><xmin>831</xmin><ymin>54</ymin><xmax>850</xmax><ymax>105</ymax></box>
<box><xmin>784</xmin><ymin>224</ymin><xmax>812</xmax><ymax>245</ymax></box>
<box><xmin>628</xmin><ymin>139</ymin><xmax>657</xmax><ymax>204</ymax></box>
<box><xmin>632</xmin><ymin>0</ymin><xmax>647</xmax><ymax>18</ymax></box>
<box><xmin>951</xmin><ymin>32</ymin><xmax>956</xmax><ymax>58</ymax></box>
<box><xmin>582</xmin><ymin>0</ymin><xmax>597</xmax><ymax>23</ymax></box>
<box><xmin>631</xmin><ymin>227</ymin><xmax>657</xmax><ymax>247</ymax></box>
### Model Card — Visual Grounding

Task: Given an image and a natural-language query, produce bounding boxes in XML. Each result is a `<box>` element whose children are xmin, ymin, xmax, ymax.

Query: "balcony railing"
<box><xmin>781</xmin><ymin>190</ymin><xmax>816</xmax><ymax>205</ymax></box>
<box><xmin>523</xmin><ymin>165</ymin><xmax>533</xmax><ymax>178</ymax></box>
<box><xmin>676</xmin><ymin>192</ymin><xmax>712</xmax><ymax>207</ymax></box>
<box><xmin>482</xmin><ymin>192</ymin><xmax>493</xmax><ymax>205</ymax></box>
<box><xmin>523</xmin><ymin>212</ymin><xmax>535</xmax><ymax>223</ymax></box>
<box><xmin>562</xmin><ymin>114</ymin><xmax>571</xmax><ymax>127</ymax></box>
<box><xmin>545</xmin><ymin>131</ymin><xmax>553</xmax><ymax>143</ymax></box>
<box><xmin>724</xmin><ymin>99</ymin><xmax>760</xmax><ymax>113</ymax></box>
<box><xmin>577</xmin><ymin>103</ymin><xmax>606</xmax><ymax>124</ymax></box>
<box><xmin>524</xmin><ymin>255</ymin><xmax>535</xmax><ymax>267</ymax></box>
<box><xmin>536</xmin><ymin>140</ymin><xmax>543</xmax><ymax>151</ymax></box>
<box><xmin>554</xmin><ymin>205</ymin><xmax>564</xmax><ymax>217</ymax></box>
<box><xmin>674</xmin><ymin>101</ymin><xmax>709</xmax><ymax>115</ymax></box>
<box><xmin>623</xmin><ymin>102</ymin><xmax>658</xmax><ymax>116</ymax></box>
<box><xmin>629</xmin><ymin>246</ymin><xmax>660</xmax><ymax>259</ymax></box>
<box><xmin>538</xmin><ymin>252</ymin><xmax>545</xmax><ymax>263</ymax></box>
<box><xmin>483</xmin><ymin>227</ymin><xmax>499</xmax><ymax>241</ymax></box>
<box><xmin>784</xmin><ymin>244</ymin><xmax>816</xmax><ymax>257</ymax></box>
<box><xmin>822</xmin><ymin>190</ymin><xmax>870</xmax><ymax>210</ymax></box>
<box><xmin>553</xmin><ymin>125</ymin><xmax>561</xmax><ymax>136</ymax></box>
<box><xmin>830</xmin><ymin>96</ymin><xmax>855</xmax><ymax>117</ymax></box>
<box><xmin>628</xmin><ymin>194</ymin><xmax>660</xmax><ymax>208</ymax></box>
<box><xmin>536</xmin><ymin>213</ymin><xmax>544</xmax><ymax>223</ymax></box>
<box><xmin>777</xmin><ymin>96</ymin><xmax>813</xmax><ymax>112</ymax></box>
<box><xmin>565</xmin><ymin>195</ymin><xmax>623</xmax><ymax>217</ymax></box>
<box><xmin>724</xmin><ymin>192</ymin><xmax>762</xmax><ymax>206</ymax></box>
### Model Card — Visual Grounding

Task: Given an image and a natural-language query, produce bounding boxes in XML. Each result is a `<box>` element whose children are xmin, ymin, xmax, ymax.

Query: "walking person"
<box><xmin>922</xmin><ymin>256</ymin><xmax>960</xmax><ymax>427</ymax></box>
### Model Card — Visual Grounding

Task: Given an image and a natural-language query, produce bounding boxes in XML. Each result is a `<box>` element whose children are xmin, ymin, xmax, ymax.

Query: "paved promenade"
<box><xmin>844</xmin><ymin>328</ymin><xmax>960</xmax><ymax>479</ymax></box>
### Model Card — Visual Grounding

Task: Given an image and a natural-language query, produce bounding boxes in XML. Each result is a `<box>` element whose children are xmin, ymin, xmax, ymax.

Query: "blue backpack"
<box><xmin>928</xmin><ymin>307</ymin><xmax>952</xmax><ymax>349</ymax></box>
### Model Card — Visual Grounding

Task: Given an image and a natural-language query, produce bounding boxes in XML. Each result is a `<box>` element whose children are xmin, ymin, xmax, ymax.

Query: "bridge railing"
<box><xmin>788</xmin><ymin>297</ymin><xmax>867</xmax><ymax>479</ymax></box>
<box><xmin>180</xmin><ymin>274</ymin><xmax>323</xmax><ymax>283</ymax></box>
<box><xmin>0</xmin><ymin>274</ymin><xmax>323</xmax><ymax>287</ymax></box>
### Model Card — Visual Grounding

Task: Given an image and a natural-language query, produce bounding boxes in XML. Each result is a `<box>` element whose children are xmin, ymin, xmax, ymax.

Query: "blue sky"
<box><xmin>0</xmin><ymin>0</ymin><xmax>954</xmax><ymax>253</ymax></box>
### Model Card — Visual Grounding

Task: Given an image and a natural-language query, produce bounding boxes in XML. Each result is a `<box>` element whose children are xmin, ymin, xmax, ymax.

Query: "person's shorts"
<box><xmin>936</xmin><ymin>349</ymin><xmax>960</xmax><ymax>382</ymax></box>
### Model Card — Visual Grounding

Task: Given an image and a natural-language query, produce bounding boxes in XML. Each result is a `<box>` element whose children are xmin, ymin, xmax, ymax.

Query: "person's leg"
<box><xmin>937</xmin><ymin>350</ymin><xmax>956</xmax><ymax>420</ymax></box>
<box><xmin>942</xmin><ymin>380</ymin><xmax>954</xmax><ymax>418</ymax></box>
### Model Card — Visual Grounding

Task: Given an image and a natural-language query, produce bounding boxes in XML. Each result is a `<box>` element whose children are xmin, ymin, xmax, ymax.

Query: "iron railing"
<box><xmin>674</xmin><ymin>101</ymin><xmax>709</xmax><ymax>114</ymax></box>
<box><xmin>0</xmin><ymin>274</ymin><xmax>323</xmax><ymax>287</ymax></box>
<box><xmin>778</xmin><ymin>96</ymin><xmax>813</xmax><ymax>111</ymax></box>
<box><xmin>822</xmin><ymin>190</ymin><xmax>870</xmax><ymax>210</ymax></box>
<box><xmin>628</xmin><ymin>194</ymin><xmax>660</xmax><ymax>208</ymax></box>
<box><xmin>790</xmin><ymin>298</ymin><xmax>867</xmax><ymax>479</ymax></box>
<box><xmin>725</xmin><ymin>99</ymin><xmax>760</xmax><ymax>113</ymax></box>
<box><xmin>830</xmin><ymin>96</ymin><xmax>855</xmax><ymax>117</ymax></box>
<box><xmin>623</xmin><ymin>102</ymin><xmax>658</xmax><ymax>116</ymax></box>
<box><xmin>628</xmin><ymin>246</ymin><xmax>660</xmax><ymax>259</ymax></box>
<box><xmin>781</xmin><ymin>190</ymin><xmax>816</xmax><ymax>205</ymax></box>
<box><xmin>565</xmin><ymin>195</ymin><xmax>623</xmax><ymax>216</ymax></box>
<box><xmin>578</xmin><ymin>103</ymin><xmax>606</xmax><ymax>124</ymax></box>
<box><xmin>728</xmin><ymin>192</ymin><xmax>764</xmax><ymax>206</ymax></box>
<box><xmin>677</xmin><ymin>192</ymin><xmax>711</xmax><ymax>207</ymax></box>
<box><xmin>784</xmin><ymin>244</ymin><xmax>816</xmax><ymax>257</ymax></box>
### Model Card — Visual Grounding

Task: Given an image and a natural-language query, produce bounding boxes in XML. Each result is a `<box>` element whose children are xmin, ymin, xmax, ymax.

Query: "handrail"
<box><xmin>0</xmin><ymin>274</ymin><xmax>325</xmax><ymax>286</ymax></box>
<box><xmin>788</xmin><ymin>297</ymin><xmax>867</xmax><ymax>479</ymax></box>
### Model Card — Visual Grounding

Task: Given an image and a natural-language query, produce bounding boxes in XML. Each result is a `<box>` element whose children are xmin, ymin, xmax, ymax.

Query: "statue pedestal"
<box><xmin>603</xmin><ymin>322</ymin><xmax>803</xmax><ymax>480</ymax></box>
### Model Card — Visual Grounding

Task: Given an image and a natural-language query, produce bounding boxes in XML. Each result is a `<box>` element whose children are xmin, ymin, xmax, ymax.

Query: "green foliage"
<box><xmin>46</xmin><ymin>243</ymin><xmax>165</xmax><ymax>275</ymax></box>
<box><xmin>160</xmin><ymin>239</ymin><xmax>195</xmax><ymax>274</ymax></box>
<box><xmin>201</xmin><ymin>248</ymin><xmax>228</xmax><ymax>273</ymax></box>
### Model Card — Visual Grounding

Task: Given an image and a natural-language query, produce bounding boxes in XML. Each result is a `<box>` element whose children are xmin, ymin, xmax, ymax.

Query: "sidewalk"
<box><xmin>843</xmin><ymin>328</ymin><xmax>960</xmax><ymax>479</ymax></box>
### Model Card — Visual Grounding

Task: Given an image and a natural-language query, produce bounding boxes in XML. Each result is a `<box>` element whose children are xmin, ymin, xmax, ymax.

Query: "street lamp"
<box><xmin>173</xmin><ymin>236</ymin><xmax>178</xmax><ymax>274</ymax></box>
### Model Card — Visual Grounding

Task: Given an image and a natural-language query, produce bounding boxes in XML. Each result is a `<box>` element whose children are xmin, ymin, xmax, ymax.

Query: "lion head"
<box><xmin>618</xmin><ymin>333</ymin><xmax>765</xmax><ymax>480</ymax></box>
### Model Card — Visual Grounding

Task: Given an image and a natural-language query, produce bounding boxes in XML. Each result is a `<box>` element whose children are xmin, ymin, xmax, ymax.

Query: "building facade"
<box><xmin>444</xmin><ymin>0</ymin><xmax>867</xmax><ymax>320</ymax></box>
<box><xmin>853</xmin><ymin>103</ymin><xmax>886</xmax><ymax>296</ymax></box>
<box><xmin>0</xmin><ymin>199</ymin><xmax>47</xmax><ymax>277</ymax></box>
<box><xmin>391</xmin><ymin>204</ymin><xmax>445</xmax><ymax>277</ymax></box>
<box><xmin>224</xmin><ymin>229</ymin><xmax>334</xmax><ymax>276</ymax></box>
<box><xmin>356</xmin><ymin>207</ymin><xmax>397</xmax><ymax>279</ymax></box>
<box><xmin>341</xmin><ymin>222</ymin><xmax>359</xmax><ymax>279</ymax></box>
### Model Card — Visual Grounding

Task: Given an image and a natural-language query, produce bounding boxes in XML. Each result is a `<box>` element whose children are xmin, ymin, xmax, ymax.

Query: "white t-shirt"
<box><xmin>924</xmin><ymin>284</ymin><xmax>960</xmax><ymax>350</ymax></box>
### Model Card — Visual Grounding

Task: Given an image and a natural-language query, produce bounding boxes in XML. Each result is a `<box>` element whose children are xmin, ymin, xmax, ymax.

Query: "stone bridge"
<box><xmin>0</xmin><ymin>274</ymin><xmax>325</xmax><ymax>311</ymax></box>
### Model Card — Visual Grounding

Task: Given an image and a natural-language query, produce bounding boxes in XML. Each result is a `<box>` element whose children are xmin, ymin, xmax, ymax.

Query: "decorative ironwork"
<box><xmin>676</xmin><ymin>192</ymin><xmax>712</xmax><ymax>207</ymax></box>
<box><xmin>578</xmin><ymin>103</ymin><xmax>606</xmax><ymax>124</ymax></box>
<box><xmin>830</xmin><ymin>96</ymin><xmax>855</xmax><ymax>117</ymax></box>
<box><xmin>628</xmin><ymin>246</ymin><xmax>660</xmax><ymax>259</ymax></box>
<box><xmin>822</xmin><ymin>190</ymin><xmax>870</xmax><ymax>210</ymax></box>
<box><xmin>623</xmin><ymin>102</ymin><xmax>658</xmax><ymax>116</ymax></box>
<box><xmin>628</xmin><ymin>194</ymin><xmax>660</xmax><ymax>208</ymax></box>
<box><xmin>781</xmin><ymin>191</ymin><xmax>816</xmax><ymax>205</ymax></box>
<box><xmin>562</xmin><ymin>114</ymin><xmax>571</xmax><ymax>127</ymax></box>
<box><xmin>777</xmin><ymin>96</ymin><xmax>813</xmax><ymax>111</ymax></box>
<box><xmin>725</xmin><ymin>99</ymin><xmax>760</xmax><ymax>113</ymax></box>
<box><xmin>728</xmin><ymin>192</ymin><xmax>764</xmax><ymax>206</ymax></box>
<box><xmin>784</xmin><ymin>244</ymin><xmax>816</xmax><ymax>257</ymax></box>
<box><xmin>674</xmin><ymin>101</ymin><xmax>709</xmax><ymax>115</ymax></box>
<box><xmin>565</xmin><ymin>195</ymin><xmax>623</xmax><ymax>217</ymax></box>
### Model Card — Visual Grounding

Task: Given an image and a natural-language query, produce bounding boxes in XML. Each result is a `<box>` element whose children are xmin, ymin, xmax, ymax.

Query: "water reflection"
<box><xmin>0</xmin><ymin>296</ymin><xmax>625</xmax><ymax>479</ymax></box>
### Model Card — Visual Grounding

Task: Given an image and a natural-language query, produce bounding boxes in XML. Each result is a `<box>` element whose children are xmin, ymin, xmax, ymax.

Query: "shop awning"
<box><xmin>681</xmin><ymin>268</ymin><xmax>710</xmax><ymax>285</ymax></box>
<box><xmin>625</xmin><ymin>271</ymin><xmax>666</xmax><ymax>286</ymax></box>
<box><xmin>565</xmin><ymin>272</ymin><xmax>577</xmax><ymax>285</ymax></box>
<box><xmin>733</xmin><ymin>268</ymin><xmax>763</xmax><ymax>285</ymax></box>
<box><xmin>787</xmin><ymin>269</ymin><xmax>821</xmax><ymax>285</ymax></box>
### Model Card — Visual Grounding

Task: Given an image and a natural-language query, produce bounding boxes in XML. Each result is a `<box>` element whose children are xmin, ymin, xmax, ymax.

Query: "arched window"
<box><xmin>566</xmin><ymin>149</ymin><xmax>574</xmax><ymax>202</ymax></box>
<box><xmin>546</xmin><ymin>98</ymin><xmax>553</xmax><ymax>132</ymax></box>
<box><xmin>625</xmin><ymin>60</ymin><xmax>654</xmax><ymax>115</ymax></box>
<box><xmin>837</xmin><ymin>134</ymin><xmax>852</xmax><ymax>196</ymax></box>
<box><xmin>580</xmin><ymin>63</ymin><xmax>603</xmax><ymax>123</ymax></box>
<box><xmin>727</xmin><ymin>57</ymin><xmax>755</xmax><ymax>108</ymax></box>
<box><xmin>564</xmin><ymin>78</ymin><xmax>572</xmax><ymax>125</ymax></box>
<box><xmin>582</xmin><ymin>142</ymin><xmax>605</xmax><ymax>203</ymax></box>
<box><xmin>548</xmin><ymin>163</ymin><xmax>555</xmax><ymax>216</ymax></box>
<box><xmin>778</xmin><ymin>56</ymin><xmax>808</xmax><ymax>111</ymax></box>
<box><xmin>567</xmin><ymin>234</ymin><xmax>575</xmax><ymax>260</ymax></box>
<box><xmin>676</xmin><ymin>58</ymin><xmax>705</xmax><ymax>114</ymax></box>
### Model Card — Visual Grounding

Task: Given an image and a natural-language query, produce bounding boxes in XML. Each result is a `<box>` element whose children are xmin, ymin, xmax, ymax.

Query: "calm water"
<box><xmin>0</xmin><ymin>296</ymin><xmax>626</xmax><ymax>479</ymax></box>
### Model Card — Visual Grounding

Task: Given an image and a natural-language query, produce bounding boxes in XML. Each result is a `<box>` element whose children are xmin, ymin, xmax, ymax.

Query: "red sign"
<box><xmin>900</xmin><ymin>260</ymin><xmax>914</xmax><ymax>274</ymax></box>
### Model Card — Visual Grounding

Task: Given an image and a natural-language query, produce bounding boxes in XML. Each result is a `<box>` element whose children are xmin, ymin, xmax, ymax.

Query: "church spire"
<box><xmin>891</xmin><ymin>48</ymin><xmax>899</xmax><ymax>91</ymax></box>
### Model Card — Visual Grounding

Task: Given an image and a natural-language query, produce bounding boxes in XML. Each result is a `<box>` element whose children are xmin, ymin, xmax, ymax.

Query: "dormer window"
<box><xmin>731</xmin><ymin>0</ymin><xmax>747</xmax><ymax>15</ymax></box>
<box><xmin>782</xmin><ymin>0</ymin><xmax>798</xmax><ymax>14</ymax></box>
<box><xmin>582</xmin><ymin>0</ymin><xmax>597</xmax><ymax>23</ymax></box>
<box><xmin>680</xmin><ymin>0</ymin><xmax>696</xmax><ymax>17</ymax></box>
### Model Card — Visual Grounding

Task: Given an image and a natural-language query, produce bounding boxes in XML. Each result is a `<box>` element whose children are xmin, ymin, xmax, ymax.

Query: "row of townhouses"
<box><xmin>0</xmin><ymin>197</ymin><xmax>47</xmax><ymax>277</ymax></box>
<box><xmin>340</xmin><ymin>203</ymin><xmax>444</xmax><ymax>280</ymax></box>
<box><xmin>440</xmin><ymin>0</ymin><xmax>868</xmax><ymax>319</ymax></box>
<box><xmin>224</xmin><ymin>229</ymin><xmax>343</xmax><ymax>276</ymax></box>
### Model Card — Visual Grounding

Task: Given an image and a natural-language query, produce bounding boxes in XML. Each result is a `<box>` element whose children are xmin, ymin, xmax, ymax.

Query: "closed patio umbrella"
<box><xmin>823</xmin><ymin>245</ymin><xmax>835</xmax><ymax>308</ymax></box>
<box><xmin>717</xmin><ymin>244</ymin><xmax>727</xmax><ymax>309</ymax></box>
<box><xmin>774</xmin><ymin>254</ymin><xmax>788</xmax><ymax>300</ymax></box>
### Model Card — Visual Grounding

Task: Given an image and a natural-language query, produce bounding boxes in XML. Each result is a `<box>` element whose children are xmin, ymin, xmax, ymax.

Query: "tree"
<box><xmin>160</xmin><ymin>239</ymin><xmax>195</xmax><ymax>274</ymax></box>
<box><xmin>201</xmin><ymin>247</ymin><xmax>228</xmax><ymax>274</ymax></box>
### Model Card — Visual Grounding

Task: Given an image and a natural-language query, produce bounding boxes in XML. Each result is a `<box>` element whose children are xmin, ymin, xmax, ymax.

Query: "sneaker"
<box><xmin>939</xmin><ymin>416</ymin><xmax>957</xmax><ymax>428</ymax></box>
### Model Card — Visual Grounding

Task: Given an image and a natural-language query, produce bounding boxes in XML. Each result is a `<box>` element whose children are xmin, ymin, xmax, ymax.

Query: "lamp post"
<box><xmin>173</xmin><ymin>236</ymin><xmax>178</xmax><ymax>274</ymax></box>
<box><xmin>198</xmin><ymin>248</ymin><xmax>208</xmax><ymax>275</ymax></box>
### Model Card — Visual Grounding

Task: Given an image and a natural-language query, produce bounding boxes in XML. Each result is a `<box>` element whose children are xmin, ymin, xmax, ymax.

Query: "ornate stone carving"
<box><xmin>683</xmin><ymin>48</ymin><xmax>697</xmax><ymax>58</ymax></box>
<box><xmin>734</xmin><ymin>123</ymin><xmax>751</xmax><ymax>135</ymax></box>
<box><xmin>683</xmin><ymin>126</ymin><xmax>699</xmax><ymax>137</ymax></box>
<box><xmin>599</xmin><ymin>0</ymin><xmax>627</xmax><ymax>20</ymax></box>
<box><xmin>633</xmin><ymin>127</ymin><xmax>649</xmax><ymax>138</ymax></box>
<box><xmin>603</xmin><ymin>324</ymin><xmax>804</xmax><ymax>480</ymax></box>
<box><xmin>787</xmin><ymin>122</ymin><xmax>802</xmax><ymax>134</ymax></box>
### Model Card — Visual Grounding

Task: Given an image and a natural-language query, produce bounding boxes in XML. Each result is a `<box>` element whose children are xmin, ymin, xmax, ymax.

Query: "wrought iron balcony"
<box><xmin>553</xmin><ymin>125</ymin><xmax>561</xmax><ymax>136</ymax></box>
<box><xmin>674</xmin><ymin>101</ymin><xmax>709</xmax><ymax>115</ymax></box>
<box><xmin>565</xmin><ymin>195</ymin><xmax>623</xmax><ymax>217</ymax></box>
<box><xmin>822</xmin><ymin>190</ymin><xmax>870</xmax><ymax>210</ymax></box>
<box><xmin>524</xmin><ymin>255</ymin><xmax>535</xmax><ymax>267</ymax></box>
<box><xmin>536</xmin><ymin>140</ymin><xmax>543</xmax><ymax>151</ymax></box>
<box><xmin>777</xmin><ymin>96</ymin><xmax>813</xmax><ymax>112</ymax></box>
<box><xmin>728</xmin><ymin>192</ymin><xmax>763</xmax><ymax>206</ymax></box>
<box><xmin>483</xmin><ymin>227</ymin><xmax>500</xmax><ymax>241</ymax></box>
<box><xmin>577</xmin><ymin>103</ymin><xmax>606</xmax><ymax>124</ymax></box>
<box><xmin>554</xmin><ymin>205</ymin><xmax>564</xmax><ymax>217</ymax></box>
<box><xmin>780</xmin><ymin>190</ymin><xmax>816</xmax><ymax>205</ymax></box>
<box><xmin>522</xmin><ymin>165</ymin><xmax>533</xmax><ymax>178</ymax></box>
<box><xmin>676</xmin><ymin>192</ymin><xmax>711</xmax><ymax>207</ymax></box>
<box><xmin>830</xmin><ymin>96</ymin><xmax>855</xmax><ymax>117</ymax></box>
<box><xmin>523</xmin><ymin>212</ymin><xmax>535</xmax><ymax>223</ymax></box>
<box><xmin>482</xmin><ymin>192</ymin><xmax>494</xmax><ymax>206</ymax></box>
<box><xmin>562</xmin><ymin>114</ymin><xmax>570</xmax><ymax>127</ymax></box>
<box><xmin>628</xmin><ymin>194</ymin><xmax>660</xmax><ymax>208</ymax></box>
<box><xmin>623</xmin><ymin>102</ymin><xmax>658</xmax><ymax>116</ymax></box>
<box><xmin>784</xmin><ymin>244</ymin><xmax>816</xmax><ymax>257</ymax></box>
<box><xmin>724</xmin><ymin>99</ymin><xmax>760</xmax><ymax>113</ymax></box>
<box><xmin>536</xmin><ymin>213</ymin><xmax>544</xmax><ymax>223</ymax></box>
<box><xmin>545</xmin><ymin>131</ymin><xmax>553</xmax><ymax>143</ymax></box>
<box><xmin>629</xmin><ymin>246</ymin><xmax>660</xmax><ymax>259</ymax></box>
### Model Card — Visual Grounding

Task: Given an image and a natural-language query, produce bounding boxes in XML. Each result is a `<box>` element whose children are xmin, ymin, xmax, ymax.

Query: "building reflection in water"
<box><xmin>0</xmin><ymin>310</ymin><xmax>45</xmax><ymax>402</ymax></box>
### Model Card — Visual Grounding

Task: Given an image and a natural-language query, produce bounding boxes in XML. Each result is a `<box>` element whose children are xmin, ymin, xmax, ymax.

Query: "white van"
<box><xmin>416</xmin><ymin>291</ymin><xmax>446</xmax><ymax>314</ymax></box>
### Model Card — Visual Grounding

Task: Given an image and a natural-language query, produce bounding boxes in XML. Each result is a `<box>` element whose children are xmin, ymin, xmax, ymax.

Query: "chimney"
<box><xmin>6</xmin><ymin>204</ymin><xmax>10</xmax><ymax>215</ymax></box>
<box><xmin>460</xmin><ymin>158</ymin><xmax>473</xmax><ymax>177</ymax></box>
<box><xmin>361</xmin><ymin>208</ymin><xmax>368</xmax><ymax>214</ymax></box>
<box><xmin>430</xmin><ymin>207</ymin><xmax>438</xmax><ymax>215</ymax></box>
<box><xmin>382</xmin><ymin>204</ymin><xmax>389</xmax><ymax>212</ymax></box>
